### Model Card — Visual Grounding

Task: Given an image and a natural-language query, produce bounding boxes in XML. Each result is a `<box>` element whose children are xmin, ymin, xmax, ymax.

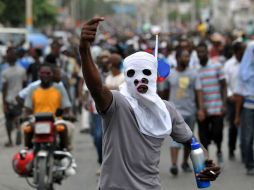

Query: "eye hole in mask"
<box><xmin>127</xmin><ymin>69</ymin><xmax>135</xmax><ymax>77</ymax></box>
<box><xmin>143</xmin><ymin>69</ymin><xmax>152</xmax><ymax>76</ymax></box>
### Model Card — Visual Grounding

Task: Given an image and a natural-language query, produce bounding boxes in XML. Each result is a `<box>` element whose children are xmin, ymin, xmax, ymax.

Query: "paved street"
<box><xmin>0</xmin><ymin>120</ymin><xmax>254</xmax><ymax>190</ymax></box>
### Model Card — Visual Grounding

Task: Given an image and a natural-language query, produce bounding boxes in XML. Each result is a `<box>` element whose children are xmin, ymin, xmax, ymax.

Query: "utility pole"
<box><xmin>26</xmin><ymin>0</ymin><xmax>33</xmax><ymax>32</ymax></box>
<box><xmin>191</xmin><ymin>0</ymin><xmax>197</xmax><ymax>29</ymax></box>
<box><xmin>70</xmin><ymin>0</ymin><xmax>77</xmax><ymax>27</ymax></box>
<box><xmin>162</xmin><ymin>0</ymin><xmax>169</xmax><ymax>33</ymax></box>
<box><xmin>76</xmin><ymin>0</ymin><xmax>81</xmax><ymax>27</ymax></box>
<box><xmin>176</xmin><ymin>0</ymin><xmax>181</xmax><ymax>24</ymax></box>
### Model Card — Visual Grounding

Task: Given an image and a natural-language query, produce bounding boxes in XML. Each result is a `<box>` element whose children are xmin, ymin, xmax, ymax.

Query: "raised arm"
<box><xmin>79</xmin><ymin>17</ymin><xmax>113</xmax><ymax>112</ymax></box>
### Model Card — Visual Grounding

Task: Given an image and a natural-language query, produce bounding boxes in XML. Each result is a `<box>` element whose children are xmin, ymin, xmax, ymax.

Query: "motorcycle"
<box><xmin>12</xmin><ymin>112</ymin><xmax>76</xmax><ymax>190</ymax></box>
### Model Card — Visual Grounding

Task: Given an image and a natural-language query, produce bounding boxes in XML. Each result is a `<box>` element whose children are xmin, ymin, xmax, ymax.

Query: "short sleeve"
<box><xmin>216</xmin><ymin>63</ymin><xmax>225</xmax><ymax>80</ymax></box>
<box><xmin>20</xmin><ymin>80</ymin><xmax>41</xmax><ymax>99</ymax></box>
<box><xmin>99</xmin><ymin>90</ymin><xmax>118</xmax><ymax>118</ymax></box>
<box><xmin>235</xmin><ymin>77</ymin><xmax>245</xmax><ymax>96</ymax></box>
<box><xmin>224</xmin><ymin>60</ymin><xmax>230</xmax><ymax>82</ymax></box>
<box><xmin>1</xmin><ymin>71</ymin><xmax>7</xmax><ymax>84</ymax></box>
<box><xmin>55</xmin><ymin>84</ymin><xmax>71</xmax><ymax>108</ymax></box>
<box><xmin>165</xmin><ymin>101</ymin><xmax>193</xmax><ymax>143</ymax></box>
<box><xmin>24</xmin><ymin>88</ymin><xmax>34</xmax><ymax>109</ymax></box>
<box><xmin>19</xmin><ymin>86</ymin><xmax>29</xmax><ymax>99</ymax></box>
<box><xmin>194</xmin><ymin>73</ymin><xmax>202</xmax><ymax>90</ymax></box>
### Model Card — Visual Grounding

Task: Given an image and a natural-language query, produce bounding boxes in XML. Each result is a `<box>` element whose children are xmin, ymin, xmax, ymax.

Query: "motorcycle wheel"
<box><xmin>37</xmin><ymin>157</ymin><xmax>47</xmax><ymax>190</ymax></box>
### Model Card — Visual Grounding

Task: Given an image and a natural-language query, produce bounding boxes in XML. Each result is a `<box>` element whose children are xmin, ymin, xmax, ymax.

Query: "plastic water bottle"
<box><xmin>190</xmin><ymin>137</ymin><xmax>210</xmax><ymax>189</ymax></box>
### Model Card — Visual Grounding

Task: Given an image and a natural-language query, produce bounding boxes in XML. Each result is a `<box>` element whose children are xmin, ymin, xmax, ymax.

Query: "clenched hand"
<box><xmin>80</xmin><ymin>17</ymin><xmax>104</xmax><ymax>48</ymax></box>
<box><xmin>196</xmin><ymin>159</ymin><xmax>221</xmax><ymax>181</ymax></box>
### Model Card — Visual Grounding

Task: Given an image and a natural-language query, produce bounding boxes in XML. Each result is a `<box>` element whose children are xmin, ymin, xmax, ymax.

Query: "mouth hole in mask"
<box><xmin>143</xmin><ymin>69</ymin><xmax>152</xmax><ymax>76</ymax></box>
<box><xmin>127</xmin><ymin>69</ymin><xmax>135</xmax><ymax>77</ymax></box>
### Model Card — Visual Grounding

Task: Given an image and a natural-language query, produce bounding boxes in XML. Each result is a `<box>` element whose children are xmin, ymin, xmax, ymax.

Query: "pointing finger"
<box><xmin>86</xmin><ymin>17</ymin><xmax>104</xmax><ymax>25</ymax></box>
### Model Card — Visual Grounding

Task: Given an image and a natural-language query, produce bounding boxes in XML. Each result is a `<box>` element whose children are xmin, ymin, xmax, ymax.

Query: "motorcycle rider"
<box><xmin>16</xmin><ymin>66</ymin><xmax>68</xmax><ymax>110</ymax></box>
<box><xmin>18</xmin><ymin>65</ymin><xmax>76</xmax><ymax>151</ymax></box>
<box><xmin>22</xmin><ymin>63</ymin><xmax>72</xmax><ymax>145</ymax></box>
<box><xmin>24</xmin><ymin>65</ymin><xmax>70</xmax><ymax>114</ymax></box>
<box><xmin>23</xmin><ymin>63</ymin><xmax>76</xmax><ymax>176</ymax></box>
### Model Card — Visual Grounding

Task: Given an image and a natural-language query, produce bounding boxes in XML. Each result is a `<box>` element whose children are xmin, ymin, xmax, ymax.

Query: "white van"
<box><xmin>0</xmin><ymin>27</ymin><xmax>29</xmax><ymax>60</ymax></box>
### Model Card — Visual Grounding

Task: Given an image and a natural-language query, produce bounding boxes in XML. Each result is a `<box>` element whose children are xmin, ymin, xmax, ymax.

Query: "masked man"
<box><xmin>79</xmin><ymin>17</ymin><xmax>220</xmax><ymax>190</ymax></box>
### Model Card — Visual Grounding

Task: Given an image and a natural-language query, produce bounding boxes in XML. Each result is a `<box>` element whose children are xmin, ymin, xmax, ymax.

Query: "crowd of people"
<box><xmin>0</xmin><ymin>40</ymin><xmax>82</xmax><ymax>148</ymax></box>
<box><xmin>80</xmin><ymin>28</ymin><xmax>254</xmax><ymax>177</ymax></box>
<box><xmin>1</xmin><ymin>20</ymin><xmax>254</xmax><ymax>180</ymax></box>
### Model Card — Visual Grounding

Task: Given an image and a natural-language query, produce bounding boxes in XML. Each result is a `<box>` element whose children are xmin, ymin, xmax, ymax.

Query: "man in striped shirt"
<box><xmin>196</xmin><ymin>42</ymin><xmax>227</xmax><ymax>165</ymax></box>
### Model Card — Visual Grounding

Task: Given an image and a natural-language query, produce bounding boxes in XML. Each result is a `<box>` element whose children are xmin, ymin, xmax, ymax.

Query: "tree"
<box><xmin>0</xmin><ymin>0</ymin><xmax>25</xmax><ymax>26</ymax></box>
<box><xmin>0</xmin><ymin>0</ymin><xmax>57</xmax><ymax>27</ymax></box>
<box><xmin>80</xmin><ymin>0</ymin><xmax>115</xmax><ymax>21</ymax></box>
<box><xmin>0</xmin><ymin>1</ymin><xmax>5</xmax><ymax>16</ymax></box>
<box><xmin>33</xmin><ymin>0</ymin><xmax>57</xmax><ymax>27</ymax></box>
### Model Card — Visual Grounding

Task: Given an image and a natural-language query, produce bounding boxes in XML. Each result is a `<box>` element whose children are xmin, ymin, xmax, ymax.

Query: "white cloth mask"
<box><xmin>120</xmin><ymin>51</ymin><xmax>172</xmax><ymax>138</ymax></box>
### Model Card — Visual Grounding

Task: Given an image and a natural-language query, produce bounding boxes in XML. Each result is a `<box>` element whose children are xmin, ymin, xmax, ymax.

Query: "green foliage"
<box><xmin>181</xmin><ymin>13</ymin><xmax>191</xmax><ymax>22</ymax></box>
<box><xmin>0</xmin><ymin>0</ymin><xmax>57</xmax><ymax>27</ymax></box>
<box><xmin>168</xmin><ymin>10</ymin><xmax>191</xmax><ymax>22</ymax></box>
<box><xmin>0</xmin><ymin>1</ymin><xmax>5</xmax><ymax>15</ymax></box>
<box><xmin>197</xmin><ymin>0</ymin><xmax>209</xmax><ymax>8</ymax></box>
<box><xmin>168</xmin><ymin>10</ymin><xmax>178</xmax><ymax>21</ymax></box>
<box><xmin>33</xmin><ymin>0</ymin><xmax>57</xmax><ymax>27</ymax></box>
<box><xmin>80</xmin><ymin>0</ymin><xmax>96</xmax><ymax>19</ymax></box>
<box><xmin>80</xmin><ymin>0</ymin><xmax>115</xmax><ymax>20</ymax></box>
<box><xmin>0</xmin><ymin>0</ymin><xmax>25</xmax><ymax>26</ymax></box>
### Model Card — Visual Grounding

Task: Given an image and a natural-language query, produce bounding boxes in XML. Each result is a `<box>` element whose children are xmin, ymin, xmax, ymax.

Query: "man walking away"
<box><xmin>224</xmin><ymin>41</ymin><xmax>246</xmax><ymax>160</ymax></box>
<box><xmin>235</xmin><ymin>41</ymin><xmax>254</xmax><ymax>176</ymax></box>
<box><xmin>196</xmin><ymin>42</ymin><xmax>227</xmax><ymax>166</ymax></box>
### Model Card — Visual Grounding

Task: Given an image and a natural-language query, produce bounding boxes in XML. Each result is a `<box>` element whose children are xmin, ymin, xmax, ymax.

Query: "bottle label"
<box><xmin>194</xmin><ymin>163</ymin><xmax>205</xmax><ymax>173</ymax></box>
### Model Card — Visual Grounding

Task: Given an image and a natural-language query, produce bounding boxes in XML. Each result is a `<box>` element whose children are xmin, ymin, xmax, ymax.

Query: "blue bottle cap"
<box><xmin>197</xmin><ymin>180</ymin><xmax>210</xmax><ymax>189</ymax></box>
<box><xmin>191</xmin><ymin>137</ymin><xmax>201</xmax><ymax>150</ymax></box>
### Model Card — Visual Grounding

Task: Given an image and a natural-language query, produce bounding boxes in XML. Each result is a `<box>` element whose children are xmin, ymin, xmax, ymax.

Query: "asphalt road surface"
<box><xmin>0</xmin><ymin>120</ymin><xmax>254</xmax><ymax>190</ymax></box>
